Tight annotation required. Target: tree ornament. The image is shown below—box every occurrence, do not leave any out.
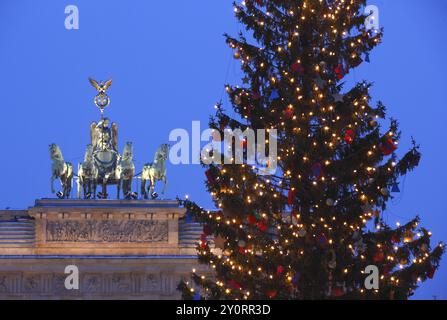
[334,63,346,80]
[284,106,294,119]
[382,264,392,276]
[233,51,241,59]
[380,138,397,155]
[266,290,277,299]
[298,228,307,238]
[200,233,207,249]
[326,198,335,207]
[257,221,268,232]
[291,61,304,74]
[391,235,400,244]
[288,190,296,205]
[373,249,385,263]
[228,280,242,290]
[247,214,257,225]
[380,187,389,196]
[344,129,355,144]
[270,89,279,100]
[332,285,345,297]
[276,265,285,276]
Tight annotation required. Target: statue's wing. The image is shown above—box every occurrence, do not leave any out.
[103,79,113,91]
[90,122,98,146]
[88,78,100,91]
[111,122,118,151]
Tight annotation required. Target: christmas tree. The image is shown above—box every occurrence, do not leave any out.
[178,0,444,300]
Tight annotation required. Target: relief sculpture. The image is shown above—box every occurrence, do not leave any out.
[46,220,168,242]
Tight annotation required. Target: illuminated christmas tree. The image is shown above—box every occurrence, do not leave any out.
[178,0,444,300]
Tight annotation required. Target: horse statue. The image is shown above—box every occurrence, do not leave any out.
[77,144,98,199]
[49,143,74,199]
[116,142,136,199]
[141,144,169,199]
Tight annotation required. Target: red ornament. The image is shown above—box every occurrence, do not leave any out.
[288,190,296,205]
[239,246,246,254]
[284,106,294,119]
[382,265,392,276]
[257,221,268,232]
[332,287,345,297]
[276,265,285,276]
[247,214,257,225]
[291,61,304,74]
[334,63,346,80]
[266,290,277,299]
[380,138,397,156]
[391,235,400,244]
[344,129,355,145]
[200,233,207,249]
[373,250,385,263]
[228,280,242,290]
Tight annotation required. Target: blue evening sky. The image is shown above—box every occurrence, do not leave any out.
[0,0,445,299]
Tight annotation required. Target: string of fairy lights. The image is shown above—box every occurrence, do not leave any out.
[180,0,444,300]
